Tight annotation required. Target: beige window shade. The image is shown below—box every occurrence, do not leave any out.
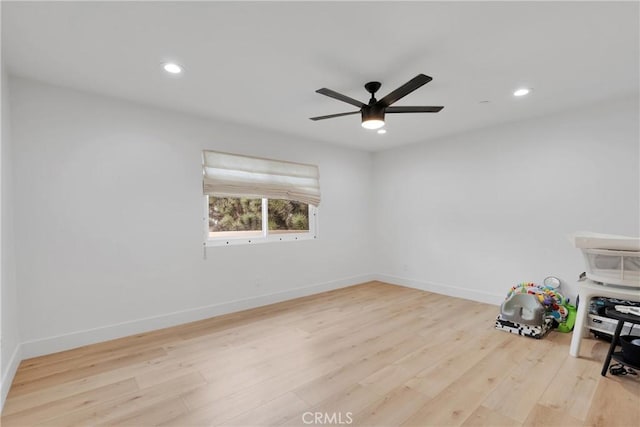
[202,150,321,206]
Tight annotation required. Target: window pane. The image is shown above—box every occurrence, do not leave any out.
[268,199,309,234]
[209,197,262,237]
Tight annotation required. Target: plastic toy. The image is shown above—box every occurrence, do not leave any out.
[557,304,577,333]
[505,282,569,322]
[500,294,545,326]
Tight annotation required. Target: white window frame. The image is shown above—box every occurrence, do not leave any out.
[204,196,318,247]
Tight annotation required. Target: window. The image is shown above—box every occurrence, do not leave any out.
[268,199,309,233]
[202,150,320,246]
[206,196,316,244]
[209,197,263,238]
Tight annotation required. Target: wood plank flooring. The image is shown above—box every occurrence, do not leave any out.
[2,281,639,426]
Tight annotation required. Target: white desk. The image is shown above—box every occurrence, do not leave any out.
[570,280,640,357]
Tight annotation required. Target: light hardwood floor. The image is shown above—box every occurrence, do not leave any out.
[2,281,639,426]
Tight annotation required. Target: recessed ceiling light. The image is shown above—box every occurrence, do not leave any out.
[163,62,183,74]
[377,129,387,134]
[513,88,530,97]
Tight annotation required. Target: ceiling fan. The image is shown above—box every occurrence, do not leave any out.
[310,74,443,130]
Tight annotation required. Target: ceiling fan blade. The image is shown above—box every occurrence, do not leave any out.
[386,106,444,113]
[309,111,360,121]
[377,74,433,107]
[316,88,366,108]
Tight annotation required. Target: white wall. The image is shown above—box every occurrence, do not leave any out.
[8,77,374,357]
[1,66,21,408]
[373,96,640,304]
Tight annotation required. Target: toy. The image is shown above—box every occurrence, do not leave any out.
[500,293,545,326]
[497,287,555,339]
[506,282,569,321]
[557,304,577,333]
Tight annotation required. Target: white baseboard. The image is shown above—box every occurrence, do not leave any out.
[1,343,22,413]
[21,274,376,359]
[375,273,503,306]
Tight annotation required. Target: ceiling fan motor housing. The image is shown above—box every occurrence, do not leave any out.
[362,105,385,123]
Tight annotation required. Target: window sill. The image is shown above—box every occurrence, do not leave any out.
[205,233,317,247]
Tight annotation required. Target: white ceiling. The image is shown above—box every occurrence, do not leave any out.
[3,1,638,151]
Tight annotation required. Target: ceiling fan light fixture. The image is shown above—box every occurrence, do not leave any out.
[362,119,385,130]
[513,88,530,97]
[361,107,385,130]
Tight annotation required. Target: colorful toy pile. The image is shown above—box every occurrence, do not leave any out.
[506,282,569,323]
[496,282,577,338]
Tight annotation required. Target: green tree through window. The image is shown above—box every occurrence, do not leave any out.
[209,197,262,232]
[209,197,309,235]
[268,199,309,232]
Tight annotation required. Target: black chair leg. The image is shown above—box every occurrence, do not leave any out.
[602,319,625,376]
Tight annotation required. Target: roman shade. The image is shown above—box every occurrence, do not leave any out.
[202,150,321,206]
